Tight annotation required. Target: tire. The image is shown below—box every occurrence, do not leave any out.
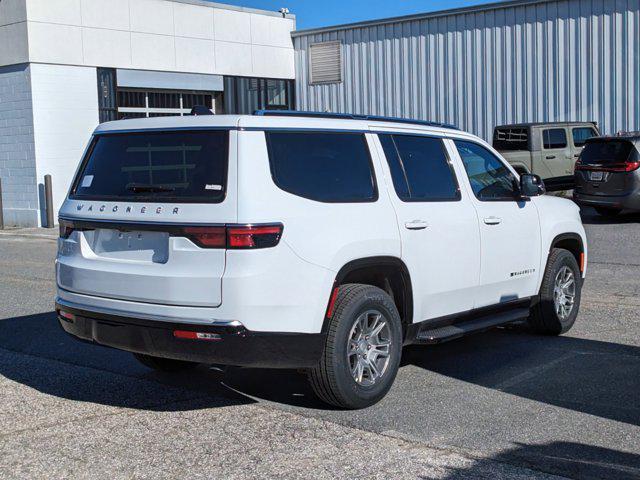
[133,353,199,372]
[595,206,622,217]
[308,284,403,409]
[529,248,582,335]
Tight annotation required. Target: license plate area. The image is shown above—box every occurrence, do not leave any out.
[590,171,604,182]
[85,229,169,263]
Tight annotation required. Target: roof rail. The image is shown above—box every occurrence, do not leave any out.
[253,110,458,130]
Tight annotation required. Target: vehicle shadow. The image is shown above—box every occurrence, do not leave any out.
[580,206,640,225]
[402,327,640,427]
[0,311,255,411]
[439,441,640,480]
[220,325,640,425]
[3,312,638,423]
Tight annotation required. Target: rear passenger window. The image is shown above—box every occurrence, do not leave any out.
[543,129,568,149]
[266,131,377,203]
[379,134,460,201]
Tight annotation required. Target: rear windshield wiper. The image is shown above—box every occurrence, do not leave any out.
[126,183,176,194]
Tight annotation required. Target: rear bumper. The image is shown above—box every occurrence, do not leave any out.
[56,302,325,369]
[573,191,640,210]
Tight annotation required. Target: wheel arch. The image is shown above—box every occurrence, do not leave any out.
[550,233,585,273]
[322,256,414,334]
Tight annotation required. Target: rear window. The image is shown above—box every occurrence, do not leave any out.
[580,140,635,165]
[71,130,229,203]
[493,128,529,151]
[266,131,377,203]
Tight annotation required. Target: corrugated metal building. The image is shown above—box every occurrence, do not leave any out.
[292,0,640,141]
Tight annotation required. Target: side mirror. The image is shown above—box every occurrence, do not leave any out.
[519,173,546,198]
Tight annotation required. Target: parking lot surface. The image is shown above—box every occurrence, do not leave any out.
[0,208,639,479]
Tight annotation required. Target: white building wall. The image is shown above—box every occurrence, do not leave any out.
[14,0,295,79]
[30,64,98,225]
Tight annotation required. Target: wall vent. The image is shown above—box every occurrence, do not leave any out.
[309,41,342,85]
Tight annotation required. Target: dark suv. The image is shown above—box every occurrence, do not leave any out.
[574,134,640,217]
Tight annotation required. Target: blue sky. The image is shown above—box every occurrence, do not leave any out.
[212,0,493,30]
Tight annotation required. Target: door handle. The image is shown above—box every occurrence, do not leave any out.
[483,216,502,225]
[405,220,429,230]
[546,155,556,160]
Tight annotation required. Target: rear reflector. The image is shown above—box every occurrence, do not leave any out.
[326,286,340,318]
[173,330,221,341]
[58,310,76,322]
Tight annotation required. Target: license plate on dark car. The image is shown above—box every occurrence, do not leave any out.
[590,171,604,181]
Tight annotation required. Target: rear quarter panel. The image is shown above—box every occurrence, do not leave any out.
[233,130,402,333]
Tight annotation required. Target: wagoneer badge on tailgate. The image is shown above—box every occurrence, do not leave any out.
[75,204,180,215]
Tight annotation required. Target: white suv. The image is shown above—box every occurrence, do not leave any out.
[56,111,587,409]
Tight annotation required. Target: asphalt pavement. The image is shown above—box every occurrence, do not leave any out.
[0,208,638,479]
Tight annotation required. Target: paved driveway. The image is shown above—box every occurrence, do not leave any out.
[0,208,638,479]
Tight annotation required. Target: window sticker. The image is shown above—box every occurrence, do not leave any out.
[205,184,223,191]
[81,175,94,188]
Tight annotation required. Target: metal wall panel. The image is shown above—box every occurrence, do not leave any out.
[293,0,640,140]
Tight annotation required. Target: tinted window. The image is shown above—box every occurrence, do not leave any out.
[580,140,635,165]
[71,130,228,203]
[572,127,598,147]
[379,134,460,201]
[543,128,568,149]
[266,132,377,202]
[455,140,518,201]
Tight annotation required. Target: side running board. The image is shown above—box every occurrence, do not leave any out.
[414,307,530,345]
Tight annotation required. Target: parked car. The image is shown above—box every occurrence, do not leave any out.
[56,111,587,409]
[493,122,599,180]
[573,133,640,217]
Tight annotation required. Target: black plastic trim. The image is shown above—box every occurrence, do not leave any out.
[404,297,536,345]
[322,256,414,334]
[56,303,325,369]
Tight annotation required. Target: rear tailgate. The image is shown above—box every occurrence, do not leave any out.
[575,138,638,196]
[57,129,237,307]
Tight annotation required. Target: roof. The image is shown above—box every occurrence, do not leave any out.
[167,0,295,19]
[587,134,640,144]
[94,113,467,137]
[495,121,598,129]
[292,0,552,37]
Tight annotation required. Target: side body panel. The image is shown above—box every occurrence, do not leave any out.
[370,133,481,322]
[447,137,543,308]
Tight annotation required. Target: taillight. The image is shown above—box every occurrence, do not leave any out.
[227,225,283,249]
[575,161,640,172]
[182,226,226,248]
[57,219,283,249]
[180,224,283,249]
[59,219,75,239]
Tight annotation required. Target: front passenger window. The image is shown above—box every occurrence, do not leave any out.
[454,140,518,201]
